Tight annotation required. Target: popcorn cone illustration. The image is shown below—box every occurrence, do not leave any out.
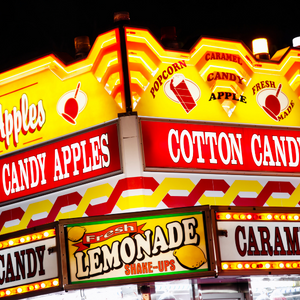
[169,74,197,113]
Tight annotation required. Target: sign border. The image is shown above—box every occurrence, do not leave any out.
[59,206,216,291]
[0,119,123,206]
[139,117,300,177]
[211,206,300,276]
[0,222,63,300]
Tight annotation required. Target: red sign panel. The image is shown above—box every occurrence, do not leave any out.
[0,122,121,203]
[141,119,300,174]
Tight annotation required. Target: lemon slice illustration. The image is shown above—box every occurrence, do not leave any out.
[173,245,207,270]
[68,226,86,242]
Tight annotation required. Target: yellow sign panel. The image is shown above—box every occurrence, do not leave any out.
[126,27,300,127]
[0,29,125,156]
[64,209,211,287]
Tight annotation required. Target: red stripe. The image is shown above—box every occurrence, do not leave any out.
[163,179,230,208]
[233,181,295,206]
[0,82,38,98]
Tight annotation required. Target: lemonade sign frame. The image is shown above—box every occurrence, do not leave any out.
[59,206,215,290]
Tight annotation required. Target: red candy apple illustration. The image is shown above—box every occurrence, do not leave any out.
[57,82,88,125]
[256,83,288,121]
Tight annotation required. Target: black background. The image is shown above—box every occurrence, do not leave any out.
[0,0,298,72]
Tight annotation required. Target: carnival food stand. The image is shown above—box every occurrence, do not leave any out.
[1,18,300,300]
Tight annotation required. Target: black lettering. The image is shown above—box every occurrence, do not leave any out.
[209,93,217,101]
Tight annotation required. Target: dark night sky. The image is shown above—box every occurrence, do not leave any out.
[0,0,299,72]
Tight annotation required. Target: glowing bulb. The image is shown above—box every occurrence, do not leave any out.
[265,263,270,269]
[279,263,284,268]
[293,37,300,47]
[245,264,250,269]
[247,215,252,220]
[44,232,49,237]
[20,237,25,243]
[41,283,46,288]
[8,240,14,246]
[252,38,269,55]
[223,264,229,269]
[294,215,299,220]
[267,214,272,220]
[237,263,243,269]
[6,290,11,295]
[240,214,246,220]
[53,280,59,286]
[17,288,23,293]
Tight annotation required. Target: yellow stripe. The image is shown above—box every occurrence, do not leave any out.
[56,183,114,220]
[0,200,53,235]
[199,180,263,206]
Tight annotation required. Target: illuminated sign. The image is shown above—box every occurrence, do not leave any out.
[0,122,121,203]
[212,207,300,275]
[0,29,125,156]
[141,119,300,175]
[126,27,300,126]
[60,207,215,289]
[0,223,61,298]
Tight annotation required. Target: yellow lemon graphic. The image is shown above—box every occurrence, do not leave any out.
[67,226,86,242]
[173,245,207,270]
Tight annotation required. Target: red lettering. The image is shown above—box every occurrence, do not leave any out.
[284,227,300,255]
[169,259,175,271]
[172,63,180,72]
[247,227,260,255]
[124,264,130,275]
[137,263,142,274]
[130,263,136,275]
[148,262,153,273]
[274,227,286,255]
[164,260,170,271]
[150,87,155,99]
[258,227,273,255]
[235,226,246,256]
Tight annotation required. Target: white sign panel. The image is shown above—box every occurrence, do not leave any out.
[0,237,58,289]
[217,221,300,261]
